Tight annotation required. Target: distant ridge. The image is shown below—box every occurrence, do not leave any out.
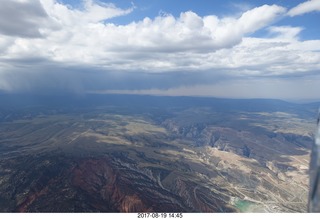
[0,93,319,116]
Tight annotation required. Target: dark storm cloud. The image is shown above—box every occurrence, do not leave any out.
[0,59,230,94]
[2,54,318,96]
[1,50,319,101]
[0,0,49,38]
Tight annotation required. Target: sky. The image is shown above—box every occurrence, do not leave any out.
[0,0,320,101]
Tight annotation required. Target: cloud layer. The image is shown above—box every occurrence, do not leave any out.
[0,0,320,100]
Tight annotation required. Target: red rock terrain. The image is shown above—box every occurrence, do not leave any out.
[71,158,153,212]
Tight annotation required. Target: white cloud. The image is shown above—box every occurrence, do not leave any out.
[40,0,133,25]
[288,0,320,16]
[1,2,286,66]
[237,4,286,33]
[268,26,303,40]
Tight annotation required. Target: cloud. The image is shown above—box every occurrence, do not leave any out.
[268,26,303,40]
[237,4,286,33]
[2,31,320,98]
[0,0,50,38]
[288,0,320,16]
[200,5,286,49]
[1,2,286,66]
[0,0,319,100]
[41,0,133,25]
[222,36,320,77]
[0,61,230,94]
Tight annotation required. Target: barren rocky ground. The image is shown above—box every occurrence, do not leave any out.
[0,94,318,212]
